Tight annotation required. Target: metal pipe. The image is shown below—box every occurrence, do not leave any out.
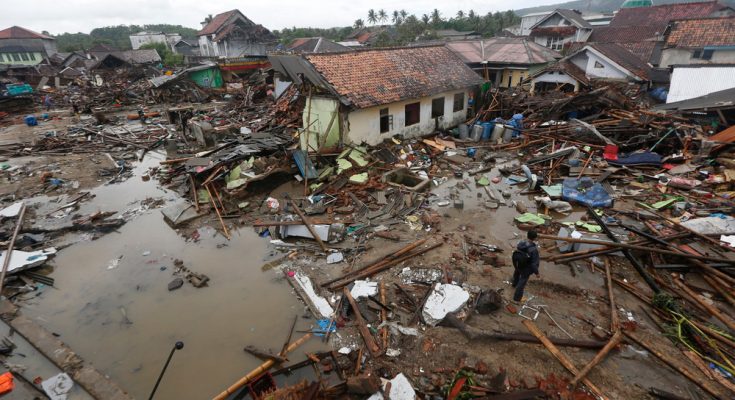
[148,341,184,400]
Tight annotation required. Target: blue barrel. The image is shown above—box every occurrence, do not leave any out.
[481,122,493,141]
[24,115,37,126]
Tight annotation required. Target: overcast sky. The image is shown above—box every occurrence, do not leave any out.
[1,0,559,35]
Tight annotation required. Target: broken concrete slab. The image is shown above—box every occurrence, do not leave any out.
[161,203,202,228]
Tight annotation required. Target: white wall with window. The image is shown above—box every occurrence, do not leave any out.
[345,89,471,145]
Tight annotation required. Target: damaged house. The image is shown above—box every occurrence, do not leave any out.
[269,45,483,148]
[529,9,593,51]
[197,9,277,58]
[0,26,57,65]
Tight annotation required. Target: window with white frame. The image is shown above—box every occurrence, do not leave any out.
[545,37,563,51]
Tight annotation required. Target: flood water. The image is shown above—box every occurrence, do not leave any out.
[21,152,324,399]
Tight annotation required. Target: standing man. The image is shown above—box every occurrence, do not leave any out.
[43,94,53,112]
[511,230,540,303]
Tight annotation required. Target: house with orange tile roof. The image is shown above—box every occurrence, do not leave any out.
[269,46,483,148]
[197,10,276,58]
[660,16,735,68]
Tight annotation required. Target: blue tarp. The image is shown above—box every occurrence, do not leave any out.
[607,151,662,167]
[562,178,613,208]
[293,150,318,179]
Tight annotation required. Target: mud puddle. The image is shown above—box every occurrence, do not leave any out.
[20,152,325,399]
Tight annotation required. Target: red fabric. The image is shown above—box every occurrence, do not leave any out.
[603,144,619,161]
[0,372,14,394]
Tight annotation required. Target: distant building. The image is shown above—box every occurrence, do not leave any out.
[344,26,397,46]
[435,30,481,41]
[197,9,277,58]
[287,37,348,54]
[529,9,593,51]
[608,1,734,32]
[518,12,550,37]
[88,49,162,69]
[0,26,57,65]
[660,16,735,67]
[445,38,561,87]
[129,31,182,50]
[269,46,483,148]
[173,39,199,56]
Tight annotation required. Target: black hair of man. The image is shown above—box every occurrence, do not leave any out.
[527,230,538,241]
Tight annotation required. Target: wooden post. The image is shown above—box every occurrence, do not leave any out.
[380,281,388,349]
[205,183,230,240]
[570,330,623,387]
[343,288,381,357]
[289,199,328,252]
[212,333,312,400]
[522,320,608,400]
[0,203,26,294]
[604,258,619,332]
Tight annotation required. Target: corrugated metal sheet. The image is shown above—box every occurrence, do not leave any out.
[668,66,735,103]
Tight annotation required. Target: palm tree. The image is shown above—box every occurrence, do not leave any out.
[456,10,465,20]
[430,9,442,26]
[392,10,401,24]
[421,14,430,26]
[354,19,365,29]
[378,9,388,24]
[400,9,408,19]
[367,9,377,25]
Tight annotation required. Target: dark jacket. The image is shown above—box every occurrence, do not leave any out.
[517,240,540,274]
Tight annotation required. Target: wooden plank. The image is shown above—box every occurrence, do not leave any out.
[521,320,608,400]
[343,288,381,357]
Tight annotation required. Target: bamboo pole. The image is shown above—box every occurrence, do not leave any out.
[188,174,200,212]
[604,258,619,333]
[205,183,230,240]
[539,234,735,265]
[570,330,623,387]
[675,279,735,333]
[380,281,388,349]
[623,331,723,399]
[521,320,608,400]
[548,232,690,262]
[0,203,26,294]
[327,242,443,290]
[321,239,428,287]
[343,288,381,357]
[212,333,313,400]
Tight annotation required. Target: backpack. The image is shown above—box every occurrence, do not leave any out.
[512,249,531,270]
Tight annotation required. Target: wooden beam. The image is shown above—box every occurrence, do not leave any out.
[570,330,623,387]
[343,288,381,358]
[522,320,608,400]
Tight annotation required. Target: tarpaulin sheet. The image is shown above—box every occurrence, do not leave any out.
[607,151,662,167]
[562,177,613,208]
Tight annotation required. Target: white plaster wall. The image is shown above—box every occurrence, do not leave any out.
[520,14,549,36]
[660,48,735,68]
[345,89,470,146]
[130,33,167,50]
[533,71,578,84]
[668,66,735,103]
[569,50,628,79]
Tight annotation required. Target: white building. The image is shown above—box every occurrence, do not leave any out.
[667,65,735,103]
[269,46,483,149]
[129,31,181,50]
[529,9,593,51]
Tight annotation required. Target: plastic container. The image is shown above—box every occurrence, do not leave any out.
[24,115,37,127]
[491,123,504,142]
[470,124,483,141]
[480,122,494,141]
[458,124,469,140]
[502,124,514,143]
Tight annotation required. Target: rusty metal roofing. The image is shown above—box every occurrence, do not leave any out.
[0,26,54,40]
[666,16,735,48]
[609,1,733,30]
[300,46,483,109]
[445,38,560,65]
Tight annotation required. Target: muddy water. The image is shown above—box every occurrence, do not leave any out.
[22,153,324,399]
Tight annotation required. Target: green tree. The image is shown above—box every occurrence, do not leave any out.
[430,9,442,26]
[378,9,388,24]
[140,42,182,66]
[421,14,430,25]
[367,9,377,25]
[392,10,401,25]
[456,10,465,20]
[354,19,365,29]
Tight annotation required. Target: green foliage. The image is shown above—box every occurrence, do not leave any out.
[54,24,198,52]
[140,42,183,66]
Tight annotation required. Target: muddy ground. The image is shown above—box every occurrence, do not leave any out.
[0,106,723,399]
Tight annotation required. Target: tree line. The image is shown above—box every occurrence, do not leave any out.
[54,24,199,52]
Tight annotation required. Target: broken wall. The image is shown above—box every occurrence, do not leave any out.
[301,96,341,152]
